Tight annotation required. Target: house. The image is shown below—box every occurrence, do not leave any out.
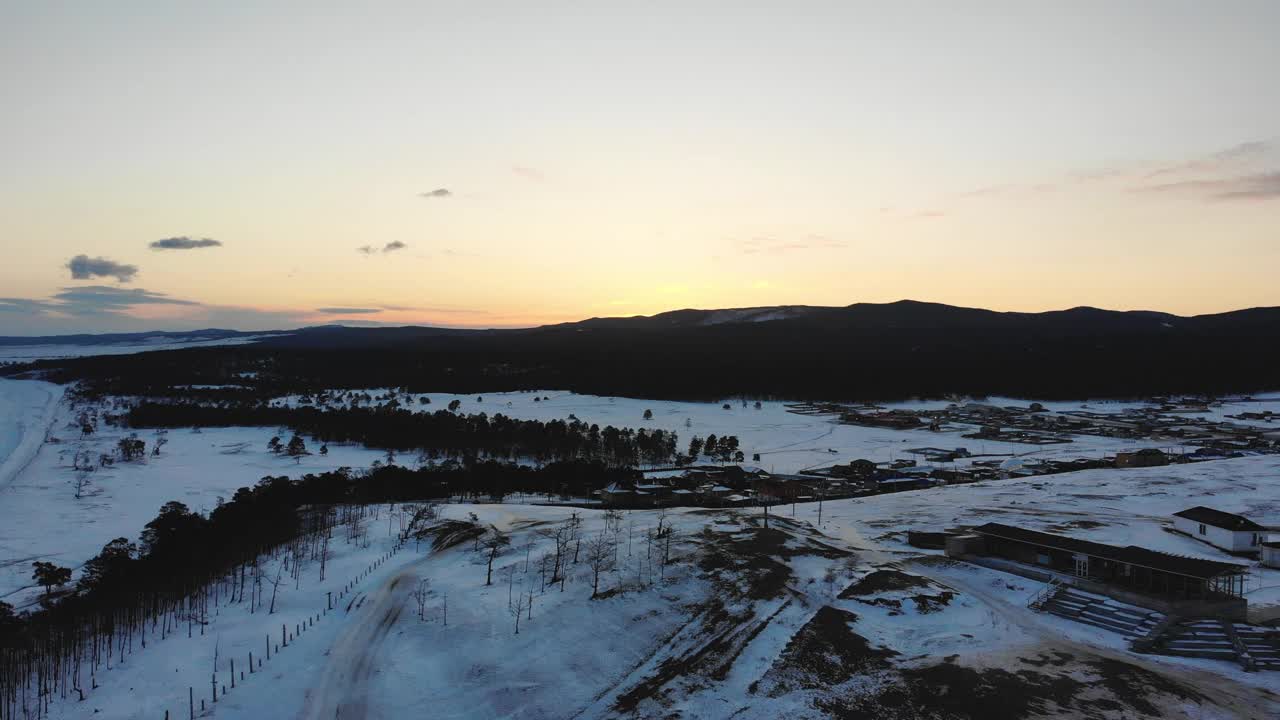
[1114,448,1169,468]
[952,522,1250,618]
[876,477,933,493]
[1172,507,1266,553]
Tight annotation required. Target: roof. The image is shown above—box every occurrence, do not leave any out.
[1173,506,1266,531]
[972,522,1248,580]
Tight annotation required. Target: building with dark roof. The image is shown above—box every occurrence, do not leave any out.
[953,522,1249,618]
[1172,506,1268,554]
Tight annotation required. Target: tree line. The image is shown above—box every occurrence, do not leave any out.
[126,402,686,468]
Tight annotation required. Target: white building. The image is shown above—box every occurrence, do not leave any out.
[1172,506,1266,553]
[1262,542,1280,569]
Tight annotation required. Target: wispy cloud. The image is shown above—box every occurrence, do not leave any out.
[908,210,947,220]
[317,307,382,315]
[956,184,1012,199]
[952,140,1273,204]
[378,303,490,315]
[419,188,452,198]
[67,255,138,283]
[0,298,59,314]
[150,237,222,250]
[51,286,199,315]
[1144,141,1269,179]
[512,166,544,181]
[733,234,846,255]
[1136,171,1280,202]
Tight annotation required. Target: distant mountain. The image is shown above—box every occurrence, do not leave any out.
[0,328,291,347]
[11,300,1280,401]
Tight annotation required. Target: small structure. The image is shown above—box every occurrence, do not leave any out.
[1172,506,1266,553]
[1262,542,1280,569]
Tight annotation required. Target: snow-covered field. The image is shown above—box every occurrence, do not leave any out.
[0,379,385,605]
[42,491,1280,720]
[5,378,1280,718]
[276,389,1185,473]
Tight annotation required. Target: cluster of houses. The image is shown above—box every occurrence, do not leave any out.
[594,463,936,508]
[829,398,1280,456]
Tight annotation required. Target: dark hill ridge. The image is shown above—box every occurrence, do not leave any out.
[8,300,1280,401]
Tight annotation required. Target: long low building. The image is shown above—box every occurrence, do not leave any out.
[950,522,1250,618]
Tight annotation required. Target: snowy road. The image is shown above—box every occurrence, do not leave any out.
[0,379,63,492]
[299,560,425,720]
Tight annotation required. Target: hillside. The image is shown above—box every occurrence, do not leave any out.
[10,300,1280,401]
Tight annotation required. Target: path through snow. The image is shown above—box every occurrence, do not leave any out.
[299,558,426,720]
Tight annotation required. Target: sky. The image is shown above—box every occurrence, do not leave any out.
[2,1,1278,335]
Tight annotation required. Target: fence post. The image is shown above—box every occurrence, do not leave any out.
[189,687,194,720]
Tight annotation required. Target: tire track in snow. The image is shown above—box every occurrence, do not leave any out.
[299,562,422,720]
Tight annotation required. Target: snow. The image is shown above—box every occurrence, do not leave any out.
[5,380,1280,718]
[0,386,386,605]
[43,510,408,720]
[0,335,277,363]
[0,378,64,491]
[791,454,1280,610]
[274,389,1184,474]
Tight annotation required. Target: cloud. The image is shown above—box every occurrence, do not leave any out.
[394,305,489,315]
[512,166,544,181]
[150,237,222,250]
[1145,141,1270,179]
[957,184,1011,199]
[908,210,947,220]
[1136,171,1280,202]
[317,307,382,315]
[51,286,199,315]
[66,255,138,283]
[0,298,58,314]
[419,188,452,198]
[733,235,846,255]
[357,242,409,255]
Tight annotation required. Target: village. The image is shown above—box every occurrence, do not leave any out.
[591,395,1280,510]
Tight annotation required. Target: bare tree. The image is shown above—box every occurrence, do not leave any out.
[267,559,288,614]
[410,579,430,621]
[660,527,678,580]
[482,528,511,585]
[74,470,90,499]
[585,532,616,598]
[510,588,527,635]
